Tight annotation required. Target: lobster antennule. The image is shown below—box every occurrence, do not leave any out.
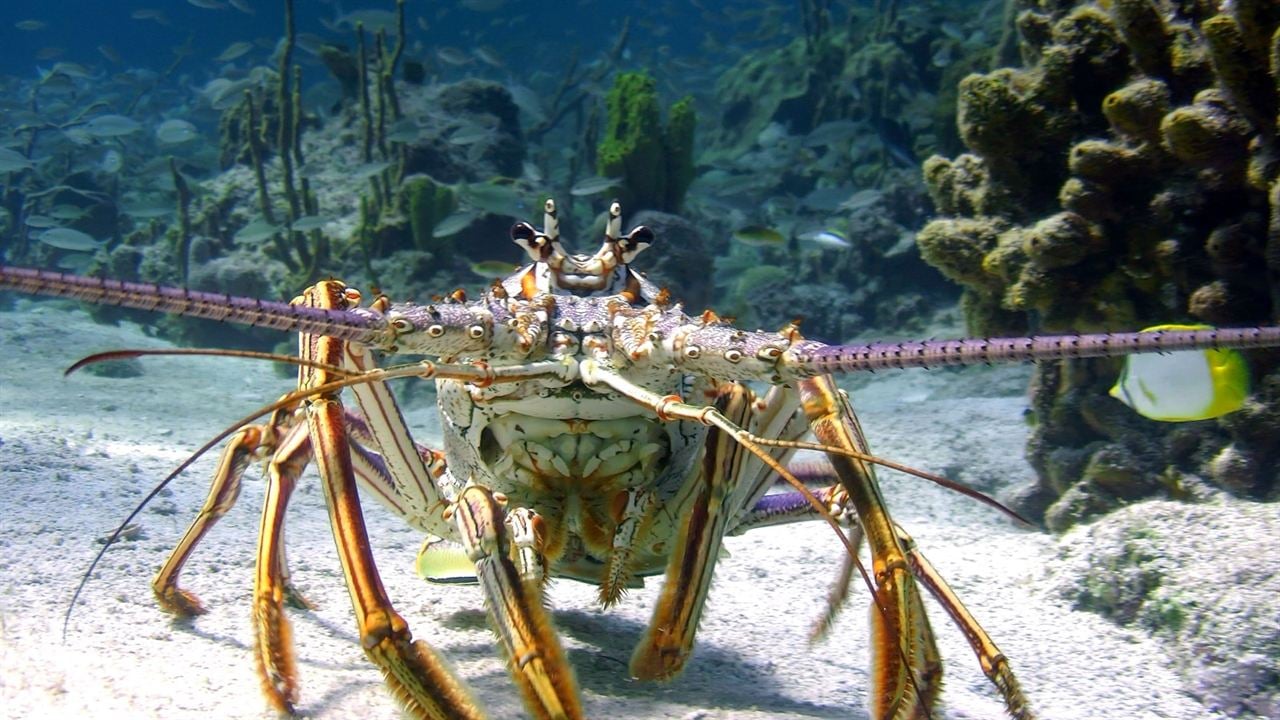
[0,265,390,346]
[783,326,1280,376]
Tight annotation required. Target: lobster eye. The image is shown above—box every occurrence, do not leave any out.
[757,346,782,361]
[627,225,654,249]
[510,222,537,244]
[619,225,655,262]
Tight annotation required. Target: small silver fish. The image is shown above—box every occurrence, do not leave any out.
[131,8,169,24]
[432,210,479,237]
[98,44,123,64]
[460,0,505,12]
[47,61,95,80]
[839,188,884,212]
[797,229,852,250]
[100,149,123,174]
[448,124,495,146]
[351,161,392,179]
[931,45,954,68]
[48,204,88,221]
[37,227,104,251]
[83,114,141,138]
[155,119,198,144]
[385,118,422,143]
[473,46,504,67]
[24,215,59,228]
[459,183,523,216]
[214,41,253,63]
[436,47,473,66]
[521,161,544,184]
[569,176,621,197]
[290,215,333,232]
[48,205,88,220]
[0,148,36,173]
[330,9,398,32]
[507,84,547,123]
[56,253,93,273]
[234,218,281,243]
[120,201,174,219]
[802,185,855,211]
[803,120,860,148]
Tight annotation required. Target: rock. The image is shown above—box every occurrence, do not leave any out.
[1049,500,1280,716]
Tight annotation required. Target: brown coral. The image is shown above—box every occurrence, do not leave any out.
[919,0,1280,525]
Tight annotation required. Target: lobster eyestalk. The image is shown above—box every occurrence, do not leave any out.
[780,326,1280,378]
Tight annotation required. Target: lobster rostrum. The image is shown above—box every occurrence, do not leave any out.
[4,199,1280,720]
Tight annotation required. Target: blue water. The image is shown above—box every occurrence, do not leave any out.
[0,0,769,79]
[0,0,984,345]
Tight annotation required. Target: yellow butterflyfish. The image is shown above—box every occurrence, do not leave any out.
[1109,324,1250,422]
[415,536,477,584]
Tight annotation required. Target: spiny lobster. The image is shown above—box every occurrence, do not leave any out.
[3,199,1279,720]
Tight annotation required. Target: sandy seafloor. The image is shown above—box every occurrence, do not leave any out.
[0,297,1233,720]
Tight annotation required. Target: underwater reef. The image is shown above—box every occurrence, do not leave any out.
[694,1,1006,342]
[596,70,696,214]
[1,1,1278,715]
[917,0,1280,528]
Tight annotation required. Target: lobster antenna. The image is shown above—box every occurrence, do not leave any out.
[0,266,388,346]
[746,437,1029,524]
[62,345,364,638]
[61,352,571,637]
[788,326,1280,375]
[64,347,353,377]
[62,388,311,641]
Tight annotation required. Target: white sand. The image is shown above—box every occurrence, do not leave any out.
[0,299,1228,719]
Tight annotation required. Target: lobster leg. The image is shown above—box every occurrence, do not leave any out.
[153,404,443,611]
[796,375,942,719]
[729,480,865,642]
[251,410,312,712]
[628,384,756,680]
[339,325,455,538]
[896,524,1032,720]
[575,368,810,681]
[298,281,483,720]
[305,391,482,719]
[452,486,583,720]
[505,506,549,595]
[597,486,657,606]
[149,392,450,712]
[796,374,1035,719]
[151,416,287,617]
